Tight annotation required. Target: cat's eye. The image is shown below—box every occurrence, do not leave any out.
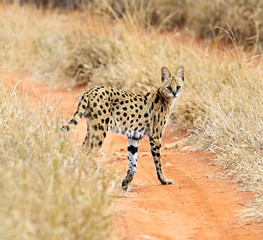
[167,86,172,91]
[177,86,181,91]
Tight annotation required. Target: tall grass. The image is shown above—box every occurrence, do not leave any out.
[0,76,115,239]
[4,0,263,50]
[1,3,263,221]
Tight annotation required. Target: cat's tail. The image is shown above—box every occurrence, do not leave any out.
[61,94,88,132]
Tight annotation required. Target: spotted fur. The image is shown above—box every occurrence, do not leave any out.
[62,66,184,190]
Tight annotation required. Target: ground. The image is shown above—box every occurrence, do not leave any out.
[8,76,263,240]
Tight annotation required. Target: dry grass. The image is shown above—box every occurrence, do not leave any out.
[1,3,263,222]
[0,76,116,239]
[6,0,263,50]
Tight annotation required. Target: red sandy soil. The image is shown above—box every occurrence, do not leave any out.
[5,76,263,240]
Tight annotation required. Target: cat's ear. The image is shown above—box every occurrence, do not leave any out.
[176,65,184,81]
[161,66,171,82]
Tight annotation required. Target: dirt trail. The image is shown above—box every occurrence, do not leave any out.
[7,76,263,240]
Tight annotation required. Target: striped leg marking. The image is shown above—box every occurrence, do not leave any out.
[149,137,172,185]
[122,138,139,190]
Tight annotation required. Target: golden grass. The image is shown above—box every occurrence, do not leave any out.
[0,76,116,239]
[1,3,263,222]
[6,0,263,50]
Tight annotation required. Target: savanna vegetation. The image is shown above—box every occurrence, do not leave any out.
[4,0,263,50]
[0,77,116,240]
[1,1,263,239]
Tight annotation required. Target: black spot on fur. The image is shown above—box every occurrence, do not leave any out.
[128,145,138,155]
[155,94,160,104]
[151,150,156,157]
[70,119,78,125]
